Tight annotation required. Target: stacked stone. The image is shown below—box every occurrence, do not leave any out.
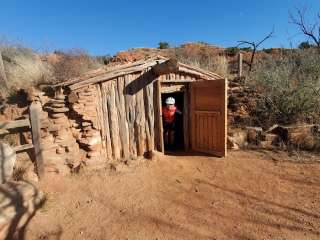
[43,94,81,174]
[69,85,104,167]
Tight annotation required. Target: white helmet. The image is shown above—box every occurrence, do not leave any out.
[166,97,175,105]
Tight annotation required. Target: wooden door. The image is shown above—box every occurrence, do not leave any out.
[190,79,227,157]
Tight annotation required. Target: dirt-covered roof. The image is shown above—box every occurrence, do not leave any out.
[54,56,223,90]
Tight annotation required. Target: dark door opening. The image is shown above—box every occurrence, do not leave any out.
[161,91,184,151]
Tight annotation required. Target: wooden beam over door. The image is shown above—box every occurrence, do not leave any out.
[152,59,179,76]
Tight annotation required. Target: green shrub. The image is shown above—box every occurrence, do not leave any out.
[225,47,239,56]
[298,41,313,49]
[240,47,252,52]
[247,49,320,126]
[262,48,273,54]
[158,42,170,49]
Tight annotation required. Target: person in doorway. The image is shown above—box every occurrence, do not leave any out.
[162,97,182,150]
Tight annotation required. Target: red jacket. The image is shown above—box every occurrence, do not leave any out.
[162,106,177,124]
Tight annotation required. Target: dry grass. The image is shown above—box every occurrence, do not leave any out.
[0,45,51,93]
[51,49,101,83]
[170,46,230,77]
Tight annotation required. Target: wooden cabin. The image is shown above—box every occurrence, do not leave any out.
[52,56,227,163]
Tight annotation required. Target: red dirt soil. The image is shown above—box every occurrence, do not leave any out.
[25,150,320,240]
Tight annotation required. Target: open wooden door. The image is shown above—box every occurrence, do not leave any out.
[190,79,227,157]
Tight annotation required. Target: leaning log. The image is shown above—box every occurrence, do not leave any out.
[152,59,179,76]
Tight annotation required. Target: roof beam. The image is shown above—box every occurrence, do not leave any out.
[152,59,179,76]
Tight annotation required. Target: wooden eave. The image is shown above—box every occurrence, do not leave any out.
[54,56,223,91]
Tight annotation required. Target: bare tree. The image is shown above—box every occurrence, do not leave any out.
[237,28,274,71]
[289,6,320,48]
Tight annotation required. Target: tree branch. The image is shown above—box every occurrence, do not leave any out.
[289,6,320,47]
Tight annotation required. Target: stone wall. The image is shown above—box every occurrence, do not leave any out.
[68,85,105,168]
[28,89,81,176]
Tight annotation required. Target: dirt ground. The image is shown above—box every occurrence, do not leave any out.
[23,150,320,240]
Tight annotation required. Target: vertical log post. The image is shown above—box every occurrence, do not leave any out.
[155,79,164,152]
[238,52,243,78]
[29,101,44,178]
[183,88,189,150]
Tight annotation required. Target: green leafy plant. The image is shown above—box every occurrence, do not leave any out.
[158,42,170,49]
[247,48,320,126]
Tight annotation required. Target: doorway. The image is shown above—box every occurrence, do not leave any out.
[156,79,227,157]
[161,91,185,151]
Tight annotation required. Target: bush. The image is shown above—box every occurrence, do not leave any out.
[225,47,239,56]
[158,42,170,49]
[0,44,52,96]
[247,49,320,126]
[95,55,112,65]
[172,47,229,77]
[298,41,313,49]
[51,49,101,83]
[262,48,273,54]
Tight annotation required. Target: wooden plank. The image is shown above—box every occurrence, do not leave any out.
[195,110,221,115]
[155,79,164,152]
[183,89,189,150]
[190,79,227,157]
[29,102,44,178]
[69,59,165,91]
[160,84,185,93]
[134,72,147,156]
[107,81,121,159]
[95,84,106,152]
[0,119,30,130]
[124,74,137,157]
[190,83,195,150]
[100,82,113,159]
[116,76,130,158]
[143,77,154,152]
[160,79,196,83]
[224,78,228,156]
[13,143,34,152]
[55,56,167,87]
[238,53,243,78]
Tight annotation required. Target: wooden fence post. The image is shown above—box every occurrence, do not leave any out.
[238,52,243,78]
[29,101,44,178]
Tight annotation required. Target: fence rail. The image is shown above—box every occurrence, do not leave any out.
[0,102,44,178]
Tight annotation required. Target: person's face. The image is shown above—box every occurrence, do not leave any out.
[166,104,175,110]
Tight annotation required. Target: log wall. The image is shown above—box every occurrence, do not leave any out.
[67,70,206,162]
[69,71,162,160]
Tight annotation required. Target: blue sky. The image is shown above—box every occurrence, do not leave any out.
[0,0,319,55]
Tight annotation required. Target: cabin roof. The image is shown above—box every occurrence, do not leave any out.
[54,55,223,90]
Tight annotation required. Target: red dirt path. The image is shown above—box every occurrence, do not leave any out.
[25,150,320,240]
